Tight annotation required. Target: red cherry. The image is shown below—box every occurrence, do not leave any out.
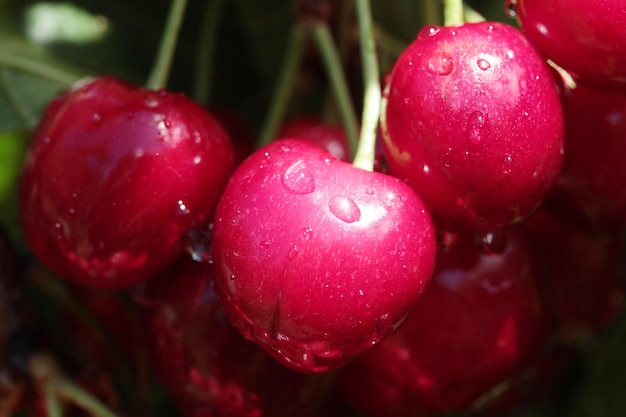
[545,85,626,234]
[381,22,563,232]
[338,228,551,416]
[513,0,626,92]
[140,258,329,417]
[277,115,351,162]
[212,139,436,373]
[19,77,235,289]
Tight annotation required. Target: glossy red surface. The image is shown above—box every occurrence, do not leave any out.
[140,258,328,417]
[212,139,437,373]
[514,0,626,91]
[19,77,235,289]
[546,85,626,234]
[338,228,550,416]
[381,22,563,232]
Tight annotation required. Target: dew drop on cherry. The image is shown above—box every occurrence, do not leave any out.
[428,52,454,76]
[282,160,315,194]
[479,229,508,255]
[328,195,361,223]
[417,25,441,40]
[504,0,517,18]
[465,111,490,145]
[477,59,491,70]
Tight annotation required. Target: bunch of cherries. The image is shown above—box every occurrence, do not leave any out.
[6,0,626,415]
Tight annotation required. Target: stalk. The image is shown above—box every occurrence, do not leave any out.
[351,0,380,172]
[145,0,188,90]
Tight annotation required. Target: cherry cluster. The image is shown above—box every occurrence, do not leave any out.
[6,0,626,415]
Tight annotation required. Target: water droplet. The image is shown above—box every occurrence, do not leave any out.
[301,227,313,242]
[465,111,490,145]
[504,0,517,18]
[428,52,454,76]
[288,244,300,260]
[259,241,270,250]
[282,160,315,194]
[52,221,63,238]
[229,274,237,282]
[506,50,515,59]
[479,229,508,255]
[157,89,169,98]
[175,199,190,216]
[365,188,374,195]
[193,155,202,164]
[417,25,440,39]
[145,97,159,108]
[86,111,102,129]
[372,312,394,345]
[502,154,513,175]
[184,223,213,263]
[477,59,491,70]
[193,131,202,144]
[329,195,361,223]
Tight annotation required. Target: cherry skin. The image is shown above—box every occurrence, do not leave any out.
[19,77,235,289]
[277,115,351,162]
[138,258,329,417]
[513,0,626,92]
[337,228,551,416]
[545,85,626,234]
[211,139,437,373]
[381,22,563,233]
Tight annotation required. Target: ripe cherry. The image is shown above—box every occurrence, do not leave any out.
[19,77,235,289]
[512,0,626,92]
[381,21,563,233]
[337,228,551,416]
[545,85,626,234]
[212,139,436,373]
[139,257,329,417]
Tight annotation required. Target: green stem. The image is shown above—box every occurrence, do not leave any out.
[192,0,225,106]
[145,0,188,90]
[310,22,359,158]
[463,3,486,23]
[257,25,307,148]
[443,0,465,26]
[352,0,380,172]
[58,379,118,417]
[45,391,64,417]
[0,50,78,86]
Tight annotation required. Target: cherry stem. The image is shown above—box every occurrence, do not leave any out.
[443,0,465,26]
[145,0,188,90]
[257,25,307,148]
[192,0,225,107]
[352,0,380,172]
[310,22,359,158]
[30,353,118,417]
[463,3,486,22]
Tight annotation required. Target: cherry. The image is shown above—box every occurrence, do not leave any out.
[524,209,625,346]
[19,77,235,289]
[381,21,563,233]
[512,0,626,92]
[277,115,351,162]
[337,228,551,416]
[139,257,329,417]
[545,85,626,234]
[211,138,436,373]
